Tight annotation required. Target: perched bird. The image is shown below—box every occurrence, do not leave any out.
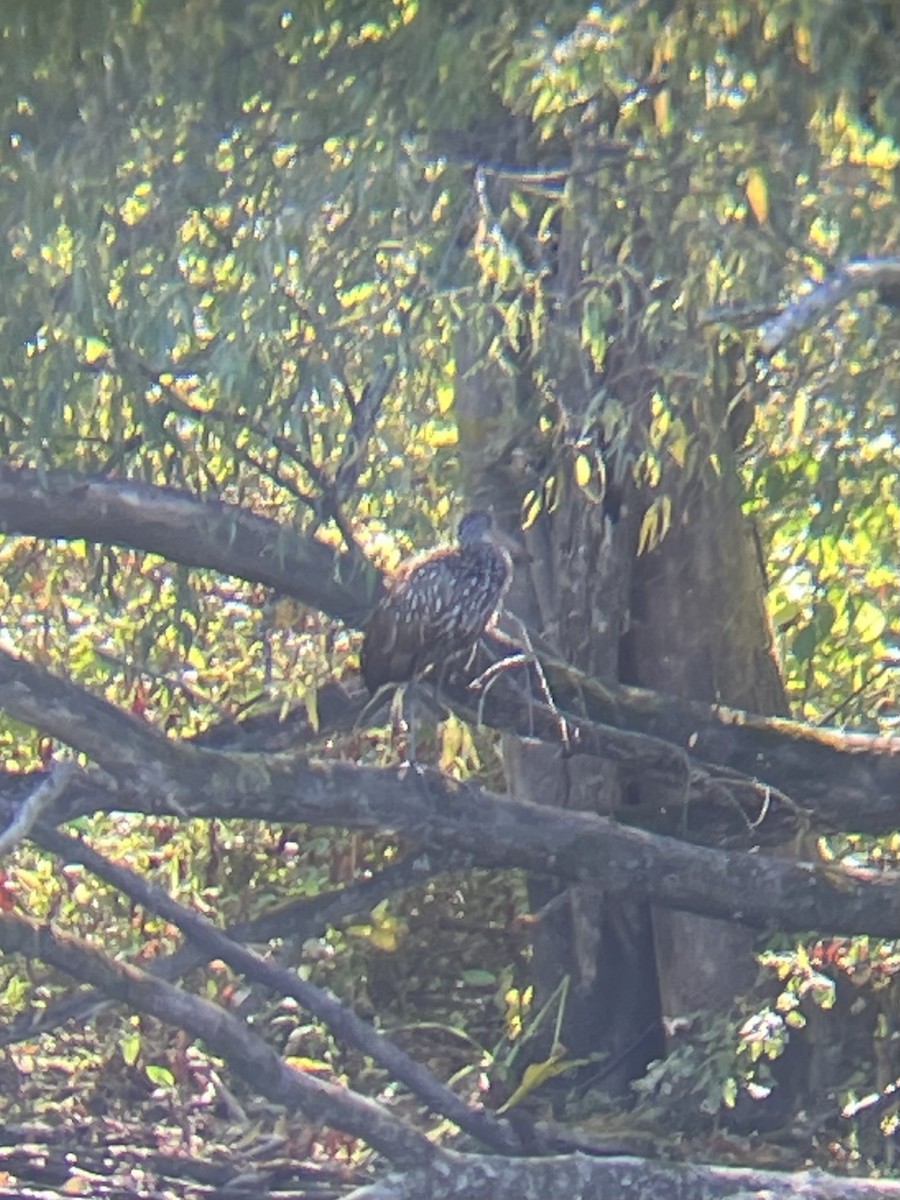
[361,510,513,695]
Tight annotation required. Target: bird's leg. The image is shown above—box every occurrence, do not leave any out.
[430,658,452,714]
[386,681,420,766]
[403,680,421,766]
[430,643,477,714]
[400,680,449,769]
[388,683,411,761]
[357,682,396,730]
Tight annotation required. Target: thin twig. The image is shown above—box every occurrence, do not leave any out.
[474,613,570,751]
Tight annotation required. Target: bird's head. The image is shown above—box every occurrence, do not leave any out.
[457,510,494,543]
[457,509,524,562]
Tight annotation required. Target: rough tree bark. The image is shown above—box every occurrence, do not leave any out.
[453,138,666,1090]
[627,401,789,1028]
[451,115,797,1107]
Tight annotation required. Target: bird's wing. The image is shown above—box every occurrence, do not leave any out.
[391,555,467,633]
[361,556,459,690]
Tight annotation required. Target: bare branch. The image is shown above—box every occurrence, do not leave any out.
[758,257,900,355]
[0,648,897,938]
[0,460,895,838]
[356,1147,900,1200]
[7,891,899,1196]
[458,643,900,838]
[0,463,378,628]
[0,910,436,1167]
[9,754,900,939]
[0,847,471,1046]
[34,826,522,1154]
[1,629,898,853]
[196,670,900,841]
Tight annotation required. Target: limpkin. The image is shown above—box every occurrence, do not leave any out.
[361,510,513,701]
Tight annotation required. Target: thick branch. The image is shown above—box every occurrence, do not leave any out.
[458,644,900,836]
[6,752,897,938]
[758,256,900,355]
[0,911,435,1167]
[0,646,191,781]
[0,647,898,937]
[0,848,471,1046]
[0,462,896,835]
[0,463,377,627]
[354,1149,900,1200]
[7,890,896,1198]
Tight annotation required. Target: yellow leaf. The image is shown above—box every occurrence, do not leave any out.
[83,336,110,365]
[496,1050,579,1113]
[436,383,455,414]
[866,138,900,171]
[338,280,377,309]
[637,496,671,555]
[439,714,464,771]
[119,1030,141,1067]
[794,24,813,66]
[574,453,591,490]
[854,599,886,643]
[369,925,400,952]
[285,1056,331,1074]
[745,168,769,225]
[272,143,296,169]
[422,420,458,448]
[521,489,542,530]
[304,687,319,734]
[62,1177,93,1195]
[790,392,808,440]
[653,88,671,134]
[345,923,372,939]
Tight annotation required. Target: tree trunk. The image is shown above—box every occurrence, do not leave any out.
[454,287,664,1091]
[624,424,788,1030]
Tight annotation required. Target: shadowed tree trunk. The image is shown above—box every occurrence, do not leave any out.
[453,112,790,1103]
[626,430,789,1027]
[453,135,668,1089]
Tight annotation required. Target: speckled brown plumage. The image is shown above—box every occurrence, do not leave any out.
[361,511,512,693]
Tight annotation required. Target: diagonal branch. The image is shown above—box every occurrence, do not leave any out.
[0,847,472,1047]
[0,462,896,833]
[458,645,900,835]
[0,647,187,778]
[6,632,898,937]
[0,910,436,1167]
[34,824,522,1155]
[1,627,899,850]
[758,256,900,355]
[0,462,378,627]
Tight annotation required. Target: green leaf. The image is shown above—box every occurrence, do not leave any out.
[145,1064,175,1088]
